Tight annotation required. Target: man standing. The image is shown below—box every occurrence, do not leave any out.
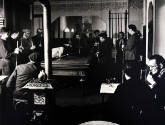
[0,27,19,76]
[32,28,44,59]
[124,24,140,63]
[0,27,19,125]
[116,32,126,64]
[89,32,112,87]
[18,29,35,64]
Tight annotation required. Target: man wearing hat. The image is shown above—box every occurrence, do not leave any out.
[6,52,46,99]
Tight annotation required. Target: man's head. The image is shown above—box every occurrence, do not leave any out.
[94,30,100,36]
[11,31,19,40]
[37,28,43,37]
[28,52,41,63]
[22,28,31,39]
[124,62,139,80]
[148,55,165,75]
[128,24,137,35]
[118,32,124,39]
[98,32,107,43]
[0,27,10,40]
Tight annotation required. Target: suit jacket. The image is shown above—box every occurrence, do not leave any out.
[112,79,148,125]
[6,62,42,99]
[0,39,14,75]
[124,33,140,61]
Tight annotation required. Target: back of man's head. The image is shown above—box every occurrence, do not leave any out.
[124,62,139,79]
[28,52,41,63]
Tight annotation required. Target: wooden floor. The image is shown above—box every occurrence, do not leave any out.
[52,77,112,125]
[1,76,116,125]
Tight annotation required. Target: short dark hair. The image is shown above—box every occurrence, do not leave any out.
[94,30,100,34]
[28,52,41,63]
[0,27,10,33]
[98,32,107,39]
[149,54,165,66]
[124,62,139,78]
[128,24,137,32]
[118,32,124,36]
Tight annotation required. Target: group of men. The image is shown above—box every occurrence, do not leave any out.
[89,24,142,84]
[0,27,46,125]
[116,24,142,64]
[88,25,165,124]
[0,27,44,77]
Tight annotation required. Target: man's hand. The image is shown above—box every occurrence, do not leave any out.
[14,48,20,54]
[146,73,156,88]
[38,70,47,81]
[30,45,36,50]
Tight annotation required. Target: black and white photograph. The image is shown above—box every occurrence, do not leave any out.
[0,0,165,125]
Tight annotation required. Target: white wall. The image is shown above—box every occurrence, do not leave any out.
[128,0,143,32]
[155,0,165,58]
[34,0,128,37]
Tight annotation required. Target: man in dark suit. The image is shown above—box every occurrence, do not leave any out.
[6,52,45,99]
[143,54,165,125]
[88,32,113,88]
[116,32,127,64]
[32,28,44,59]
[111,55,165,125]
[124,24,140,63]
[111,62,145,125]
[18,29,36,64]
[0,27,19,76]
[6,52,46,125]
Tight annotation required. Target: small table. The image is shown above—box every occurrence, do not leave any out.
[21,79,55,122]
[22,79,54,105]
[100,83,120,103]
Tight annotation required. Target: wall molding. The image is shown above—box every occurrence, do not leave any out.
[34,0,128,10]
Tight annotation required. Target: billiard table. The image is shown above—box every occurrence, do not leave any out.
[41,55,91,77]
[41,55,91,95]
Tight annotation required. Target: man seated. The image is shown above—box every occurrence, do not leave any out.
[6,52,46,100]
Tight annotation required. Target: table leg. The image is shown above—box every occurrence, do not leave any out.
[80,77,85,96]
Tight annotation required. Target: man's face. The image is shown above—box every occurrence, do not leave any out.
[119,33,124,39]
[128,28,132,35]
[37,29,43,37]
[99,37,105,43]
[1,32,9,40]
[11,32,19,39]
[24,31,31,39]
[148,59,160,75]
